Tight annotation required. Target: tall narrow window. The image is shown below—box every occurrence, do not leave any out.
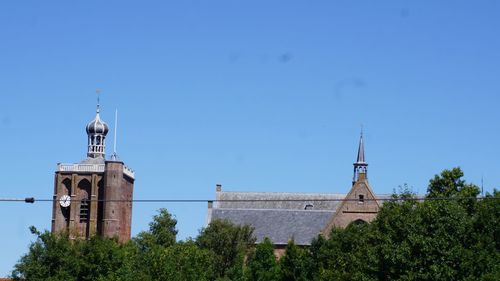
[80,199,89,222]
[358,194,364,203]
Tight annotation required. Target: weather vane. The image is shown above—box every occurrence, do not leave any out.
[96,89,101,105]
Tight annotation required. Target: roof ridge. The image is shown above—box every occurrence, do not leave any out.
[218,191,348,196]
[213,208,336,213]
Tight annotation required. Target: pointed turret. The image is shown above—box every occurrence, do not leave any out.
[323,130,379,234]
[356,133,365,164]
[353,132,368,184]
[85,101,109,159]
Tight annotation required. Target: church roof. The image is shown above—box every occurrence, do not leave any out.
[216,191,346,210]
[80,156,106,164]
[213,191,343,245]
[210,190,392,245]
[211,208,334,245]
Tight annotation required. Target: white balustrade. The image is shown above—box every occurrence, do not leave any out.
[123,166,135,179]
[57,163,135,179]
[57,163,105,173]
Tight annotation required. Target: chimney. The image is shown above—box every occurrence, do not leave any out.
[216,184,222,192]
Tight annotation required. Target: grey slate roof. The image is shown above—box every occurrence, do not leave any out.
[216,191,346,210]
[80,156,105,164]
[210,190,393,246]
[211,208,334,245]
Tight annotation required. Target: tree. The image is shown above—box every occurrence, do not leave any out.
[12,172,499,281]
[310,223,376,281]
[12,227,79,281]
[467,189,500,280]
[76,235,130,281]
[372,184,487,280]
[196,219,255,279]
[427,167,480,215]
[278,240,310,281]
[427,167,479,198]
[247,237,279,281]
[11,227,131,281]
[139,241,215,281]
[134,208,178,250]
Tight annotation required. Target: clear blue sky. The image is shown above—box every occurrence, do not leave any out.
[1,0,499,276]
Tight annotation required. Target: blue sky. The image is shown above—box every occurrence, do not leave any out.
[1,0,499,276]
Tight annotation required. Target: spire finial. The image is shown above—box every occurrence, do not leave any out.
[356,130,365,164]
[96,89,101,113]
[86,90,109,159]
[353,130,368,184]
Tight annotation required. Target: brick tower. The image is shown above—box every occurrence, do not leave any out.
[51,101,135,242]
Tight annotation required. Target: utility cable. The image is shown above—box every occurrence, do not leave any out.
[0,197,498,204]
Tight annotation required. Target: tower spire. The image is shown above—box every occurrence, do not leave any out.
[353,130,368,184]
[85,91,109,159]
[96,89,101,113]
[356,129,365,164]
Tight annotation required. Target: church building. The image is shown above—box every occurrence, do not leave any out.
[207,134,385,253]
[51,102,135,242]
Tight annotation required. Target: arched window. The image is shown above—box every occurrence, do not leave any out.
[78,179,91,222]
[61,178,72,223]
[62,178,71,195]
[351,219,367,226]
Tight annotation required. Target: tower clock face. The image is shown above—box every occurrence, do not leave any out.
[59,195,71,208]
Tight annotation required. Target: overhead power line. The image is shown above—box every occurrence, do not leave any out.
[0,197,498,204]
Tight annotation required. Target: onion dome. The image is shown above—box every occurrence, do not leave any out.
[86,105,108,158]
[86,107,109,135]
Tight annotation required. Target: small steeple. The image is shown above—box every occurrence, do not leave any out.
[85,92,109,159]
[353,130,368,184]
[356,131,365,164]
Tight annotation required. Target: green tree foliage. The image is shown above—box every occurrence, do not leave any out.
[196,219,256,280]
[310,222,376,281]
[427,167,480,198]
[76,235,133,281]
[247,237,279,281]
[11,169,499,281]
[139,241,215,281]
[427,167,480,215]
[278,240,310,281]
[11,227,131,281]
[134,208,178,250]
[307,168,498,281]
[12,227,78,281]
[373,197,474,280]
[468,189,500,280]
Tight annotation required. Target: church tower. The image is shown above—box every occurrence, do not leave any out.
[51,101,135,242]
[323,132,380,234]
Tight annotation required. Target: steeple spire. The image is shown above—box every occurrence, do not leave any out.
[85,92,109,159]
[96,89,101,113]
[353,130,368,184]
[356,129,365,164]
